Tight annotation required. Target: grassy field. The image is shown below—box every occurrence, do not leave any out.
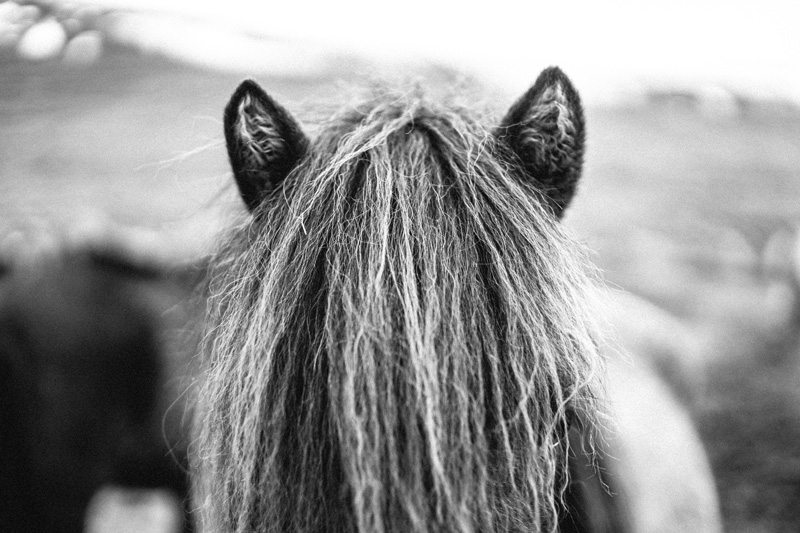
[2,47,800,531]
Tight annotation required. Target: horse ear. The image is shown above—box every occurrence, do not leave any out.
[496,67,586,218]
[224,79,309,212]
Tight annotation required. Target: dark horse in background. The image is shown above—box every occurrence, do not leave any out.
[192,67,721,532]
[0,248,196,532]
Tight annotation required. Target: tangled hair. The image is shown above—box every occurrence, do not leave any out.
[193,68,603,532]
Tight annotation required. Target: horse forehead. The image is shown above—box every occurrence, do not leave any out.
[319,97,468,136]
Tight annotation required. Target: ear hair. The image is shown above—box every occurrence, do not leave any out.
[496,67,586,218]
[224,79,309,212]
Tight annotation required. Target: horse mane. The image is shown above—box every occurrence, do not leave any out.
[193,85,604,532]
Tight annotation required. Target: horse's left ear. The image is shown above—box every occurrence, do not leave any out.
[496,67,585,218]
[224,79,309,212]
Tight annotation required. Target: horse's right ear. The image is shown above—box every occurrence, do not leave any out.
[496,67,585,218]
[224,79,309,212]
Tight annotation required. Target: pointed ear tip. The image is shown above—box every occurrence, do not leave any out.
[226,79,268,126]
[542,65,564,76]
[229,78,267,103]
[534,66,583,107]
[539,66,574,87]
[238,78,261,90]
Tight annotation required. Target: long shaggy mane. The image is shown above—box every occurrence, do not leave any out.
[193,87,603,533]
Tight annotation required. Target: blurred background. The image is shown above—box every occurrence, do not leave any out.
[1,1,799,531]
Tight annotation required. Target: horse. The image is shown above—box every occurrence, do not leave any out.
[0,245,196,532]
[187,66,722,532]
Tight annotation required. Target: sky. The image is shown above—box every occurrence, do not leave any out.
[86,0,799,104]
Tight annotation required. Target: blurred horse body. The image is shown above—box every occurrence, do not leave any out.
[0,247,195,532]
[191,69,722,532]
